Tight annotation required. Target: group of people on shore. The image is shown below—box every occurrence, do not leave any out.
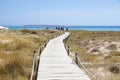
[46,27,68,31]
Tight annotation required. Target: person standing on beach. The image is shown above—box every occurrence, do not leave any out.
[66,28,68,31]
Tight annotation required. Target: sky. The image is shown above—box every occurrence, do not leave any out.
[0,0,120,26]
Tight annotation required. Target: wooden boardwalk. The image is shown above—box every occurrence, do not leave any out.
[37,32,90,80]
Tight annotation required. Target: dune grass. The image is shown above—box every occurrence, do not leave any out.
[0,29,62,80]
[66,30,120,80]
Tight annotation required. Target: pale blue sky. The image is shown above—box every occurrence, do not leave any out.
[0,0,120,25]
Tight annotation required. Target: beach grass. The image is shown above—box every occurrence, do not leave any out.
[66,30,120,80]
[0,29,62,80]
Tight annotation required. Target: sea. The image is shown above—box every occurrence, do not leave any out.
[4,25,120,31]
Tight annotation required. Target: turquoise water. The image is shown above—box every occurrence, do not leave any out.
[5,25,120,31]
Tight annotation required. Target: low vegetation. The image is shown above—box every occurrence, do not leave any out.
[0,29,62,80]
[66,30,120,80]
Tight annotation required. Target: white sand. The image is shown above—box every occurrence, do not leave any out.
[87,40,120,54]
[0,26,8,29]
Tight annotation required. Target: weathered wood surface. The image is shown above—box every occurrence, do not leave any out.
[37,32,90,80]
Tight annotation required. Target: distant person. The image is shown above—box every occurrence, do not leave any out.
[46,27,49,30]
[58,27,60,30]
[62,27,64,31]
[56,27,58,30]
[66,28,68,31]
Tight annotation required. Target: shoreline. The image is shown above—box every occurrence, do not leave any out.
[1,25,120,31]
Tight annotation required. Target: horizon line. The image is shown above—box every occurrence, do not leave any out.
[2,25,120,26]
